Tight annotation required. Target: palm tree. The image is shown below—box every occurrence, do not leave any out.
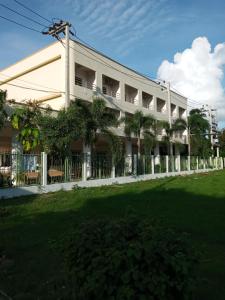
[123,110,156,158]
[73,97,122,160]
[159,118,187,156]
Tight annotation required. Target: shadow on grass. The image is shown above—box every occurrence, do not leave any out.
[1,180,225,300]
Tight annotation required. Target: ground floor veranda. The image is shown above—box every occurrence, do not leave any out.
[1,127,223,190]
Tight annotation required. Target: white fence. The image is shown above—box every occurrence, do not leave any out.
[0,152,224,199]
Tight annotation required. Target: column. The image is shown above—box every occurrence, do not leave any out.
[83,143,91,180]
[125,140,132,174]
[96,71,103,96]
[41,152,47,186]
[11,132,23,186]
[154,142,160,165]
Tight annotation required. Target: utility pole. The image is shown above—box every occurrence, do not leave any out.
[42,21,72,109]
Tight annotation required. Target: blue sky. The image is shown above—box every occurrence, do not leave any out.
[0,0,225,125]
[0,0,224,74]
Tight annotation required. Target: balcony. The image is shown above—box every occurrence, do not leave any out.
[171,103,177,117]
[125,84,138,105]
[142,92,153,110]
[75,63,96,90]
[102,75,120,99]
[156,98,166,114]
[178,107,186,119]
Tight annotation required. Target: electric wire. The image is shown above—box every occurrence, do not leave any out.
[13,0,51,25]
[0,3,47,28]
[0,14,41,33]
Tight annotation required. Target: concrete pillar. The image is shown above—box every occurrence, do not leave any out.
[138,89,142,108]
[11,133,23,186]
[166,155,169,173]
[41,152,47,186]
[125,140,132,174]
[111,157,115,178]
[188,156,191,171]
[120,80,125,102]
[151,155,154,174]
[154,142,160,165]
[96,72,103,95]
[152,95,156,113]
[216,147,220,158]
[210,156,212,168]
[83,144,91,180]
[177,155,181,172]
[133,154,137,176]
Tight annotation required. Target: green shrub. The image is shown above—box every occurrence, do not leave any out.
[63,218,198,300]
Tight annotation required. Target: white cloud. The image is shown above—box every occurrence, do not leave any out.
[157,37,225,123]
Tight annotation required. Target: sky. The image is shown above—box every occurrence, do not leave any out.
[1,0,225,127]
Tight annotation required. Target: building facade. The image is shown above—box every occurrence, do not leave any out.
[0,39,188,155]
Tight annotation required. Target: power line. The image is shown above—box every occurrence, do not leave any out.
[3,82,62,94]
[0,72,61,92]
[13,0,51,25]
[0,14,41,33]
[0,3,46,28]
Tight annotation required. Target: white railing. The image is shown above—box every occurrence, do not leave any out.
[0,153,223,191]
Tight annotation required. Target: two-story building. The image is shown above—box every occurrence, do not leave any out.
[0,39,188,156]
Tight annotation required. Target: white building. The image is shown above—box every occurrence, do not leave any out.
[0,39,188,155]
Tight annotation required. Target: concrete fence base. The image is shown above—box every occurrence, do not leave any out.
[0,168,222,200]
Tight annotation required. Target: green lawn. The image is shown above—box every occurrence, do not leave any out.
[1,170,225,299]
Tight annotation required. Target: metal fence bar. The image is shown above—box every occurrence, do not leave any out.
[0,152,224,189]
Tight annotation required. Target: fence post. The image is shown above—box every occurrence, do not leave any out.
[166,155,169,173]
[188,156,191,171]
[210,156,212,169]
[215,157,218,169]
[178,155,181,172]
[82,153,87,181]
[41,152,47,186]
[203,158,206,170]
[133,154,137,176]
[111,157,115,179]
[151,155,154,174]
[196,157,199,170]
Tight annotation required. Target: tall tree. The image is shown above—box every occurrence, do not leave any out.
[0,90,7,130]
[11,100,42,152]
[38,103,84,157]
[188,109,210,156]
[159,118,188,156]
[219,129,225,157]
[123,110,156,157]
[73,98,122,161]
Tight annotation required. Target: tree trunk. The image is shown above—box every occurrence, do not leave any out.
[137,136,141,158]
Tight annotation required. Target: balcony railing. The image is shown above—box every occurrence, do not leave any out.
[102,87,120,99]
[75,76,96,91]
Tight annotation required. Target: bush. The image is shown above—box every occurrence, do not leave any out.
[63,218,198,300]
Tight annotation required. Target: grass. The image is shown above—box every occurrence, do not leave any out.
[1,170,225,299]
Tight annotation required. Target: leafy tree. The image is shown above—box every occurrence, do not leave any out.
[188,109,210,157]
[11,100,42,152]
[123,110,156,157]
[38,103,84,157]
[0,90,7,130]
[219,129,225,157]
[73,98,122,161]
[158,118,186,155]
